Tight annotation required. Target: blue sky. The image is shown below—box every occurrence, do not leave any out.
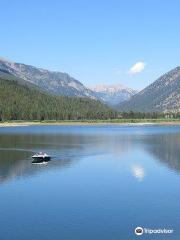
[0,0,180,90]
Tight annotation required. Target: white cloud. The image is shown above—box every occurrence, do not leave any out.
[127,62,147,75]
[117,70,122,75]
[159,67,164,71]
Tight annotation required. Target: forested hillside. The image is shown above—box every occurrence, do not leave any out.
[0,78,118,121]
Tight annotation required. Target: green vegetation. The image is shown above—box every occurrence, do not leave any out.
[1,77,180,124]
[1,119,180,125]
[0,78,118,121]
[119,111,179,119]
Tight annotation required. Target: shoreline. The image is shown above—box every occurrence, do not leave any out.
[1,121,180,127]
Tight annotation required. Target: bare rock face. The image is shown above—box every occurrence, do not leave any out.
[115,67,180,112]
[87,84,138,105]
[0,56,100,100]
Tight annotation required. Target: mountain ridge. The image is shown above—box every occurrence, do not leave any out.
[115,67,180,112]
[87,84,138,105]
[0,56,101,100]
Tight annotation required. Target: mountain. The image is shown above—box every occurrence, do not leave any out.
[0,77,118,121]
[0,56,100,100]
[87,84,138,105]
[115,67,180,113]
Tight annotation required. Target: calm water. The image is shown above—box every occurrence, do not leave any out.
[0,125,180,239]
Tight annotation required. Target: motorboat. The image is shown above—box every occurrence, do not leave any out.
[31,152,51,163]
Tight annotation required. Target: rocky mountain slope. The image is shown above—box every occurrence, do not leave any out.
[87,84,138,105]
[0,56,100,100]
[116,67,180,112]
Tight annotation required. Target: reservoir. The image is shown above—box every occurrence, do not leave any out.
[0,125,180,240]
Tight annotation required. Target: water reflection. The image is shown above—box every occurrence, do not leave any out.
[144,133,180,173]
[31,158,51,164]
[1,126,180,240]
[1,126,180,186]
[0,128,136,185]
[131,164,145,181]
[0,150,77,185]
[0,133,87,185]
[0,131,127,184]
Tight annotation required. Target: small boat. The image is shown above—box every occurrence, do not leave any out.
[31,152,51,163]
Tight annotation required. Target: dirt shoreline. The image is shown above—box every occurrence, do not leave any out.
[0,121,180,127]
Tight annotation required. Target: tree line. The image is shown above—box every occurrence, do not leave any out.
[0,79,118,121]
[119,111,177,119]
[0,78,179,122]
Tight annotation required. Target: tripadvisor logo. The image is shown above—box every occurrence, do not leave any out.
[135,227,143,235]
[135,227,173,235]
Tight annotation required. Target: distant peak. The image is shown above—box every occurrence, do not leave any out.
[87,84,134,92]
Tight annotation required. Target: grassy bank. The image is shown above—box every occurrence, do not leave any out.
[1,118,180,127]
